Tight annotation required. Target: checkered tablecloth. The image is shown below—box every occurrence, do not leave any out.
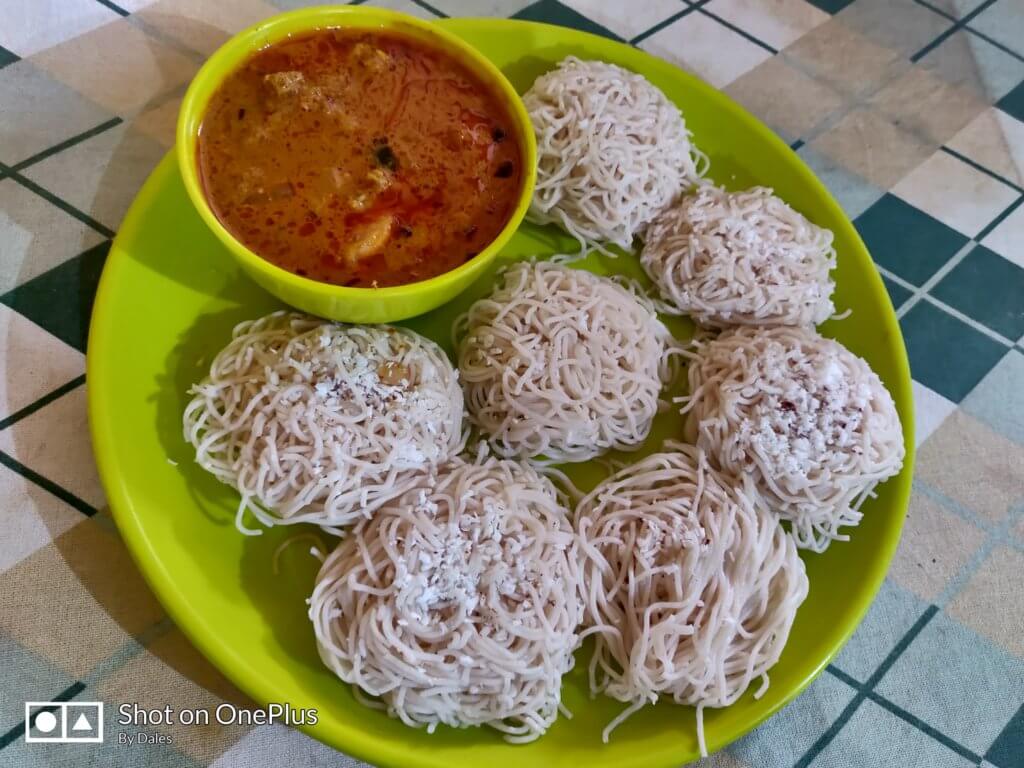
[1,0,1022,766]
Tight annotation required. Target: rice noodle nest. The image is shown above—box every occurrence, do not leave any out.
[524,56,706,251]
[641,185,836,328]
[309,455,583,742]
[183,311,466,533]
[455,261,676,462]
[575,445,808,752]
[678,325,905,551]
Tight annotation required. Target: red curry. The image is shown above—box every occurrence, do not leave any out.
[198,29,523,288]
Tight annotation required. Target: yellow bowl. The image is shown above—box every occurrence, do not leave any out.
[176,6,537,324]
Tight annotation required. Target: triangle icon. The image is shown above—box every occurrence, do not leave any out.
[72,713,92,731]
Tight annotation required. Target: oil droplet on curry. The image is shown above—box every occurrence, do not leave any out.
[198,29,523,288]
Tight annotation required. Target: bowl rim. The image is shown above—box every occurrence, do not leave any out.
[175,5,537,301]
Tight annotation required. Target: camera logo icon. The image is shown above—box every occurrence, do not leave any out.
[24,702,104,744]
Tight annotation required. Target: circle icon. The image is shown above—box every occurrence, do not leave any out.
[34,711,57,734]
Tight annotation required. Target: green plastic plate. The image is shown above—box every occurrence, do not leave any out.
[88,18,914,768]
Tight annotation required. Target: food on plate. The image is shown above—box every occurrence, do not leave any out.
[89,3,916,755]
[455,261,677,462]
[197,29,524,288]
[309,455,583,742]
[183,311,465,533]
[678,325,904,551]
[575,447,808,756]
[641,186,836,328]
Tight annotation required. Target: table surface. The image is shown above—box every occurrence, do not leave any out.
[1,1,1022,767]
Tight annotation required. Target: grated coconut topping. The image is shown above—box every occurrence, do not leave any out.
[395,495,537,627]
[737,343,872,480]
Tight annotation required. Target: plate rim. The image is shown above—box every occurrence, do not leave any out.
[87,17,915,767]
